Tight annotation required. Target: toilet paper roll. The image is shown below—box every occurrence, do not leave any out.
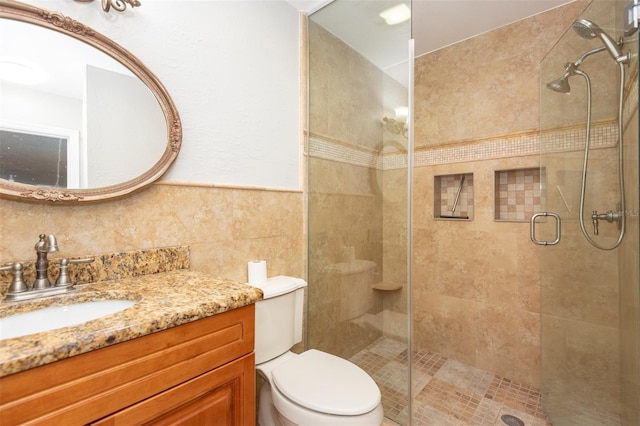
[248,260,267,285]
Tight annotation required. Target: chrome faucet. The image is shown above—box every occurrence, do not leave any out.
[33,234,59,290]
[1,234,93,302]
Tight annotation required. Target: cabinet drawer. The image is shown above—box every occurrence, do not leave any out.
[0,304,255,425]
[92,352,255,426]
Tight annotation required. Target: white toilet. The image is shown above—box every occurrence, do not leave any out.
[250,275,384,426]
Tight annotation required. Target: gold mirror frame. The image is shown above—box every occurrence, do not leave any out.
[0,0,181,202]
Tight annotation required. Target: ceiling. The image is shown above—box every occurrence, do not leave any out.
[286,0,574,73]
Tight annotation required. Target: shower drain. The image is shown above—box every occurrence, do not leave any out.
[501,414,525,426]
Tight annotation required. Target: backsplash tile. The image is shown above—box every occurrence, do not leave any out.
[0,246,190,296]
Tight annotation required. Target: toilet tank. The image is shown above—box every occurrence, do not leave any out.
[250,276,307,364]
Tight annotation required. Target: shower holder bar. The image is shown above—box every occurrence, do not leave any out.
[625,0,640,36]
[530,212,561,246]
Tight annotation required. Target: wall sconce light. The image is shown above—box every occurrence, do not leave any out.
[75,0,141,13]
[383,106,409,138]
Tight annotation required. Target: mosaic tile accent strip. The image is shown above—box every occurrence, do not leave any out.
[350,337,551,426]
[436,173,474,219]
[539,121,618,154]
[385,152,409,170]
[307,121,617,170]
[0,246,190,295]
[495,168,542,221]
[308,135,377,169]
[415,132,540,167]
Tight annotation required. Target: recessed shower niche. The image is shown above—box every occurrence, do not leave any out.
[494,168,543,222]
[434,173,473,220]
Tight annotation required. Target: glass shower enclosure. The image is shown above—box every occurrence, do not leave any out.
[538,0,639,424]
[306,1,412,424]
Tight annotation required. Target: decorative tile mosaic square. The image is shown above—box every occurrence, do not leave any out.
[435,173,474,220]
[495,168,542,222]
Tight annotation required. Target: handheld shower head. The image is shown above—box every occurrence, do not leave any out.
[572,18,603,39]
[572,19,627,63]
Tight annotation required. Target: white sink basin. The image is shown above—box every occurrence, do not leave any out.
[0,300,136,340]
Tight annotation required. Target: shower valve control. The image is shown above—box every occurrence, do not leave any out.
[591,210,622,235]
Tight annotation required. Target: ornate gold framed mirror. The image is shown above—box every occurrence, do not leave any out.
[0,0,181,202]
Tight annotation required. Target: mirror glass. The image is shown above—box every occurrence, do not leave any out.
[0,2,181,202]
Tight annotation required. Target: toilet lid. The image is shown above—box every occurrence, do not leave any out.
[272,349,381,416]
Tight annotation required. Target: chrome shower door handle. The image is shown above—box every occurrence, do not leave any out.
[530,212,561,246]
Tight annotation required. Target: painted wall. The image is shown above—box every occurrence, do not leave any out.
[24,0,302,190]
[1,1,305,288]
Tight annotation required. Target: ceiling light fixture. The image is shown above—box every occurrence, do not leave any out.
[379,4,411,26]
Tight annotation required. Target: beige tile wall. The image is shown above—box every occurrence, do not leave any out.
[307,19,409,358]
[620,91,640,425]
[414,1,591,147]
[413,155,542,387]
[617,0,640,418]
[0,183,305,286]
[412,2,590,388]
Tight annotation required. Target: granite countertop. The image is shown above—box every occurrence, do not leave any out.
[0,270,263,377]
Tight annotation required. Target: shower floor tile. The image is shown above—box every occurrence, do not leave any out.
[350,337,552,426]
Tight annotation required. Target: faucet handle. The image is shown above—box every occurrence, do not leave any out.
[54,257,95,287]
[66,257,95,265]
[592,210,600,235]
[1,262,29,294]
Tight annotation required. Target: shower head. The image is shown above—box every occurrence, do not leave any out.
[572,19,603,39]
[546,45,609,93]
[572,19,626,63]
[546,61,580,93]
[546,75,571,93]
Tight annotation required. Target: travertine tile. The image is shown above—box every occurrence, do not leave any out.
[352,337,552,426]
[0,184,305,286]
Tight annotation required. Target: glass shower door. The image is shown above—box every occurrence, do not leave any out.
[538,1,639,424]
[306,1,412,424]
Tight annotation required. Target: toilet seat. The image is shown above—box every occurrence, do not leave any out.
[265,376,384,426]
[271,349,381,416]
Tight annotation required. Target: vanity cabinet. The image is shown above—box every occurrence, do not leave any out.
[0,304,256,425]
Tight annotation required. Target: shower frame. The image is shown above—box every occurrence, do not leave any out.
[538,1,640,423]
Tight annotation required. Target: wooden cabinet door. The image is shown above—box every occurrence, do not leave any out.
[1,305,255,425]
[92,353,255,426]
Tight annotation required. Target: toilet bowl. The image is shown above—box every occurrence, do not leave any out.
[250,276,384,426]
[257,350,383,426]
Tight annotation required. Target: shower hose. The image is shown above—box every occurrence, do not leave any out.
[575,62,626,250]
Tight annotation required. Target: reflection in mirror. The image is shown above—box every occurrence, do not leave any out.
[0,125,78,187]
[74,0,141,14]
[0,0,181,202]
